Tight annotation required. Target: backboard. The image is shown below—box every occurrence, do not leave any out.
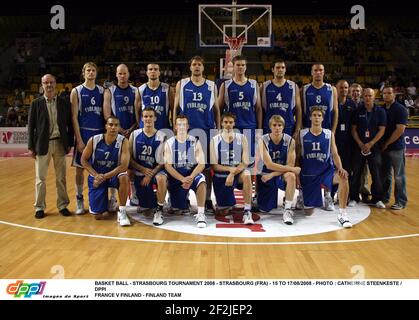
[198,3,272,49]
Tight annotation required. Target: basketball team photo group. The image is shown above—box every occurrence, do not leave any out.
[30,58,401,230]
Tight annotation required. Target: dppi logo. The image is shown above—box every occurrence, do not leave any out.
[2,131,12,144]
[6,280,46,298]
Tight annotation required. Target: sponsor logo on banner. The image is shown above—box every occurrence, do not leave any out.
[2,131,12,144]
[0,128,28,145]
[6,280,47,298]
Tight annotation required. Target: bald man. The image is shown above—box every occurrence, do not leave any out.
[301,63,338,132]
[104,64,141,207]
[28,74,74,219]
[350,88,387,208]
[104,64,141,137]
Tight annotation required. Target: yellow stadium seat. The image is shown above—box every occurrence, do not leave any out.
[355,76,364,84]
[56,83,64,92]
[257,75,265,83]
[30,83,38,92]
[302,76,311,84]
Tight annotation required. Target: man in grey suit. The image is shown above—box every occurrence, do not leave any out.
[28,74,74,218]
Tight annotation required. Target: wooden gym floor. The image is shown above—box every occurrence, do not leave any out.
[0,155,418,279]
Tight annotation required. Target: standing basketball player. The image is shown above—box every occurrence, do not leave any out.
[164,115,207,228]
[257,115,301,225]
[174,56,220,213]
[129,107,168,225]
[210,112,254,224]
[71,62,105,215]
[103,63,141,207]
[261,60,302,140]
[104,64,140,138]
[81,116,131,226]
[297,106,352,228]
[301,63,338,132]
[138,63,173,130]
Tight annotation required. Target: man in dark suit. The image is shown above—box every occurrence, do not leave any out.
[28,74,74,218]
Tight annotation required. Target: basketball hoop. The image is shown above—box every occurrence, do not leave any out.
[224,36,247,76]
[225,36,247,58]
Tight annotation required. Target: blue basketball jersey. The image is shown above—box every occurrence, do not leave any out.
[109,84,137,130]
[302,83,334,129]
[166,135,199,176]
[224,79,258,129]
[212,133,245,176]
[179,78,216,130]
[300,128,334,176]
[138,83,170,129]
[261,133,292,173]
[90,134,125,174]
[76,84,105,131]
[131,129,165,175]
[262,80,296,135]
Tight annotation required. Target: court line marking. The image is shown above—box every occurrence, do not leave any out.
[1,220,418,245]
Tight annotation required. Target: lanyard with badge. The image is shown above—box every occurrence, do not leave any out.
[339,103,349,132]
[364,108,374,139]
[361,108,373,156]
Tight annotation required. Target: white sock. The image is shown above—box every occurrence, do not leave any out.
[110,188,117,199]
[244,204,251,211]
[285,200,292,210]
[130,182,137,197]
[119,205,126,213]
[325,191,331,198]
[76,184,83,197]
[197,207,204,215]
[339,208,346,215]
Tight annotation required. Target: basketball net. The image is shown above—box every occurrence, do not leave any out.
[225,36,246,66]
